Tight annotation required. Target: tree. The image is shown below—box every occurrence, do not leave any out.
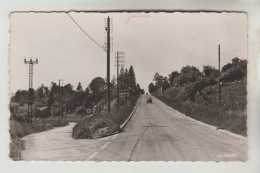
[64,83,73,96]
[148,83,156,93]
[222,63,232,73]
[203,65,218,85]
[168,71,179,86]
[153,72,164,88]
[89,77,106,95]
[76,82,83,92]
[35,84,49,99]
[128,65,136,89]
[13,90,28,105]
[136,83,141,94]
[220,58,247,82]
[162,77,171,91]
[232,57,240,64]
[203,65,217,77]
[175,66,202,86]
[46,82,58,111]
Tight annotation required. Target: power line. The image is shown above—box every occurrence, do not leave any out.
[67,13,106,52]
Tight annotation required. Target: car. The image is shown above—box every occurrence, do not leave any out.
[146,97,152,103]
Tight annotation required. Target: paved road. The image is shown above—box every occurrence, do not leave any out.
[21,123,115,161]
[21,95,247,161]
[93,95,247,161]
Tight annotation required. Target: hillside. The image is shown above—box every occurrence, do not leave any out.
[155,78,247,136]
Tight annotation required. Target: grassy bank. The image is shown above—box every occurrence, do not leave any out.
[9,117,69,160]
[155,79,247,136]
[72,96,139,139]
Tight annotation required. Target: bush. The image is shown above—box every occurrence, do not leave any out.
[72,96,139,139]
[35,107,50,118]
[75,106,86,116]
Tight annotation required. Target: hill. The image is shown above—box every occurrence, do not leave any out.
[150,57,247,136]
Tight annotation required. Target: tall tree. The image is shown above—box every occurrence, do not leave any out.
[168,71,179,86]
[148,83,156,93]
[89,77,106,95]
[76,82,83,92]
[128,65,136,89]
[153,72,164,88]
[64,83,73,96]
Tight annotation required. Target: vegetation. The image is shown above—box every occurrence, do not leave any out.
[149,58,247,136]
[9,117,68,160]
[72,65,143,139]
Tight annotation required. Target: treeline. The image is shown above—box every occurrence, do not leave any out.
[149,57,247,100]
[10,65,144,120]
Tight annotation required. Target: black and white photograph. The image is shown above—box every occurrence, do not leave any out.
[9,12,248,162]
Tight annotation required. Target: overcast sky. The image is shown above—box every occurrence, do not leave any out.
[9,12,247,93]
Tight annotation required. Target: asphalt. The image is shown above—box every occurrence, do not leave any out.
[93,95,247,161]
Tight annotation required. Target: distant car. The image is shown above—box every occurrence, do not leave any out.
[146,97,152,103]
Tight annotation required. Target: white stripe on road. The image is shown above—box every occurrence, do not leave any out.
[89,152,99,160]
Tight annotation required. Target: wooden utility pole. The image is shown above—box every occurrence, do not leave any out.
[59,79,61,114]
[218,44,221,105]
[125,72,128,107]
[116,51,119,111]
[24,58,38,123]
[107,16,111,114]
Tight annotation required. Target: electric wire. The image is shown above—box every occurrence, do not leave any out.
[67,13,106,52]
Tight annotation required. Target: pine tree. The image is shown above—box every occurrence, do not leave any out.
[128,65,136,89]
[76,82,83,92]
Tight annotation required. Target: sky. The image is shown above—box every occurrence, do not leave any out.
[9,12,247,94]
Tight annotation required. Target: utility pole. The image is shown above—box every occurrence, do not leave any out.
[59,79,64,119]
[218,44,221,105]
[115,51,125,111]
[106,16,111,114]
[24,58,38,123]
[116,51,119,111]
[125,71,128,107]
[59,79,61,118]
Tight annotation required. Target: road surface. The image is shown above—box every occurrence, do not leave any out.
[21,95,247,161]
[21,123,115,161]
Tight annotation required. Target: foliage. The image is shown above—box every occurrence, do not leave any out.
[220,58,247,82]
[89,77,106,95]
[76,82,83,92]
[168,71,179,86]
[175,66,202,86]
[148,83,156,93]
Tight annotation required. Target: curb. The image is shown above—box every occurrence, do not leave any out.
[153,96,247,141]
[92,96,141,139]
[120,96,141,130]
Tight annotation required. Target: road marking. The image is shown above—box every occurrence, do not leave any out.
[89,152,99,160]
[100,142,110,150]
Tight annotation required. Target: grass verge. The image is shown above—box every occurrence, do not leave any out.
[72,97,139,139]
